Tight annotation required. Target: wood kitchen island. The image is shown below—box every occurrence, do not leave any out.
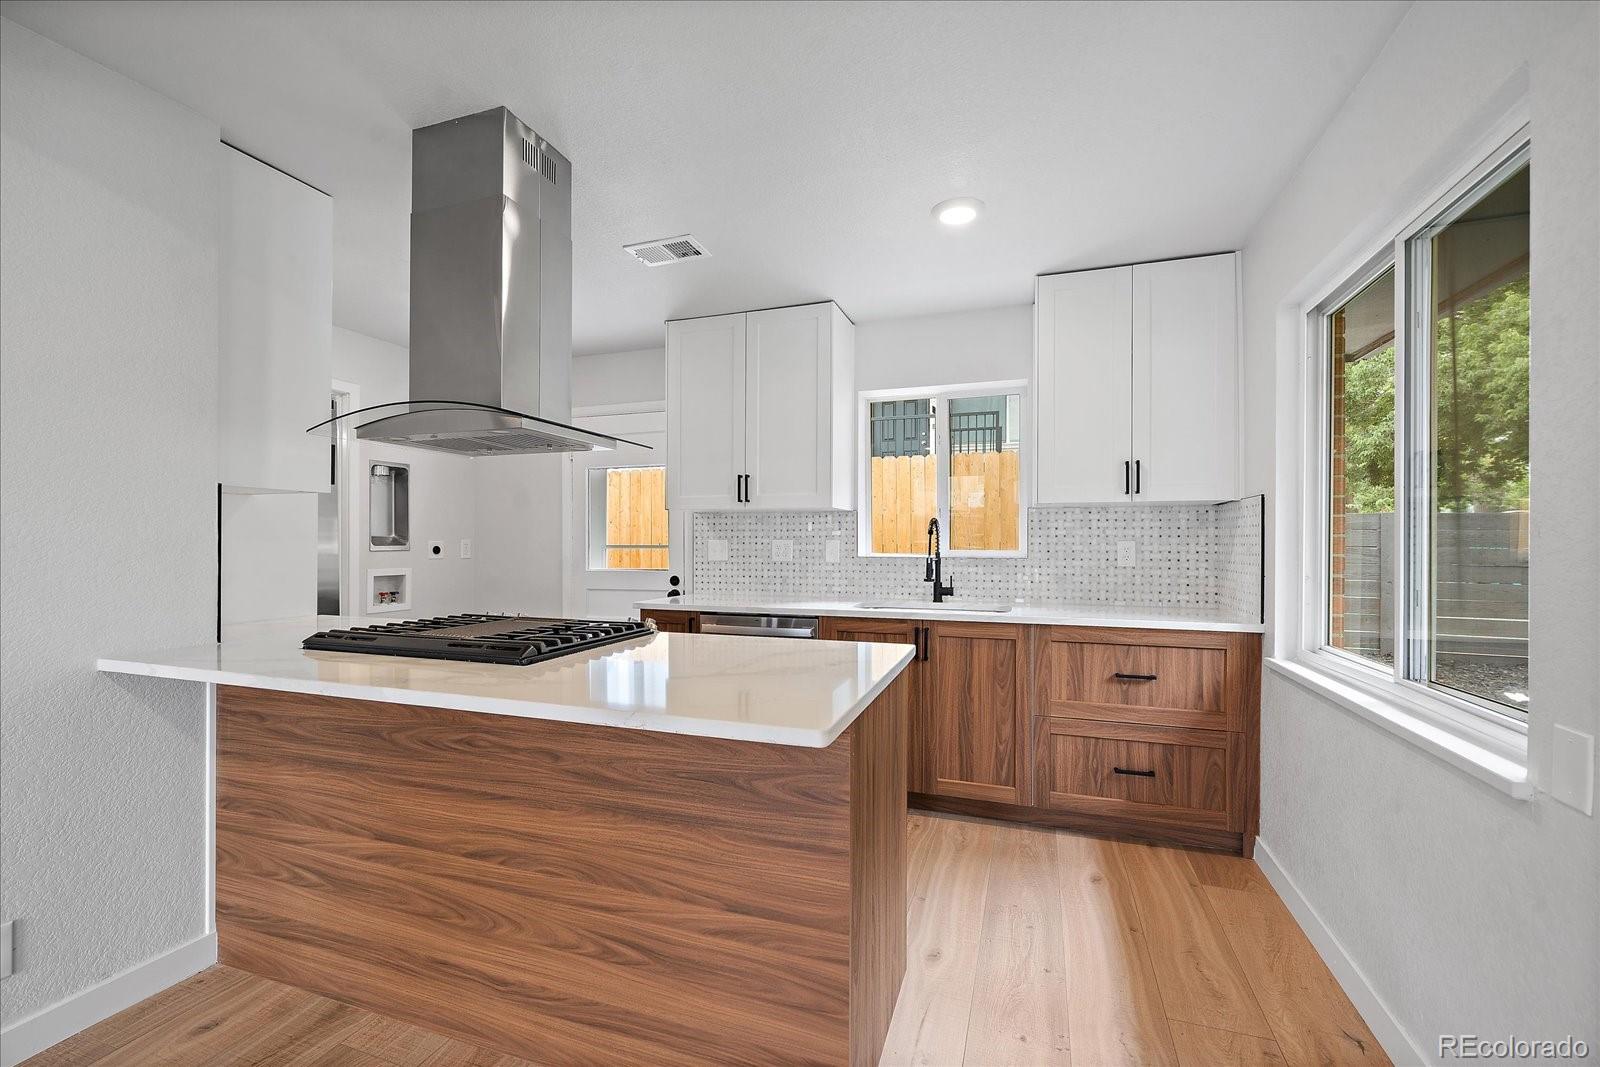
[99,619,914,1067]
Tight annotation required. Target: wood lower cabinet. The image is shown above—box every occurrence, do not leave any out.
[924,622,1028,806]
[819,616,930,792]
[1031,625,1260,852]
[640,607,697,632]
[640,609,1260,854]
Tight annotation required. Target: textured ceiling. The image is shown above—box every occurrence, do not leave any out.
[1,0,1408,354]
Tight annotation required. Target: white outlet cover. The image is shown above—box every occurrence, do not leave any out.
[707,539,729,562]
[772,539,794,562]
[824,539,843,564]
[1117,540,1137,568]
[427,540,445,558]
[1,918,12,979]
[1550,724,1594,815]
[459,539,473,559]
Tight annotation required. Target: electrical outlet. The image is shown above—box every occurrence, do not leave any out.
[2,919,14,979]
[427,540,445,558]
[771,539,794,563]
[707,539,729,562]
[824,538,843,564]
[458,539,473,560]
[1117,541,1137,568]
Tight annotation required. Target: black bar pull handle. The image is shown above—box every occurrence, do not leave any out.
[1123,460,1131,495]
[1113,766,1157,778]
[1113,672,1159,682]
[1134,459,1142,495]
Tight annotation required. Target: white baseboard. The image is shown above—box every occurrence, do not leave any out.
[0,931,217,1067]
[1254,839,1431,1066]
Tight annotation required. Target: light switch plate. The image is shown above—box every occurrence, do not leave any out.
[771,539,794,563]
[708,539,729,563]
[1550,724,1594,815]
[458,539,473,560]
[1117,541,1137,568]
[824,539,843,564]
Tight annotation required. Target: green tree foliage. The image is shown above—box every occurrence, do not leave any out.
[1343,345,1395,513]
[1338,276,1529,515]
[1435,276,1530,512]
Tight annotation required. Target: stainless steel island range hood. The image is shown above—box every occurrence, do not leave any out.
[311,107,640,455]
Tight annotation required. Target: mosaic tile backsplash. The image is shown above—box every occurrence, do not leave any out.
[689,495,1263,621]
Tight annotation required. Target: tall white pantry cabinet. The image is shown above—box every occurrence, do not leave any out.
[1034,252,1240,504]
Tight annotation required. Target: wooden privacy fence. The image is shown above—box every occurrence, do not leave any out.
[871,451,1020,553]
[605,466,668,570]
[1337,511,1528,663]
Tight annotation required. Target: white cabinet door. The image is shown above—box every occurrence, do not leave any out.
[745,303,835,509]
[218,145,332,493]
[666,313,745,510]
[1132,253,1239,502]
[1035,267,1134,503]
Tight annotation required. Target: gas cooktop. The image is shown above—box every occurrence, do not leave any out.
[302,614,654,666]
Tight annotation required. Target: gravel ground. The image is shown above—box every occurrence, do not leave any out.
[1435,657,1529,706]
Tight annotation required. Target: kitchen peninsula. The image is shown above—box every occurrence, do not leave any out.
[96,617,914,1067]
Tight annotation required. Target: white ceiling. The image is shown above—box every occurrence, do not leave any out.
[1,0,1408,355]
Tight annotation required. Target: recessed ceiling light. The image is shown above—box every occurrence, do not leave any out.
[932,197,983,226]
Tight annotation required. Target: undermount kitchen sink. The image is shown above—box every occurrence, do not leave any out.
[854,601,1014,614]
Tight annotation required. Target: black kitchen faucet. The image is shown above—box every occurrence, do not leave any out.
[925,517,955,603]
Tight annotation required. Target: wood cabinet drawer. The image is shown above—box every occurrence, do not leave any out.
[1042,719,1234,829]
[1034,626,1249,731]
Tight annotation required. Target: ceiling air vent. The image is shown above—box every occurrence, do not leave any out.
[623,234,710,267]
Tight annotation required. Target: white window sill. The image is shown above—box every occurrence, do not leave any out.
[1266,656,1532,800]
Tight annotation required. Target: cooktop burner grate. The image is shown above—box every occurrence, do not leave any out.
[302,614,654,666]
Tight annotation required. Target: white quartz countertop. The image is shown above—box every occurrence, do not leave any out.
[96,616,914,748]
[637,596,1265,634]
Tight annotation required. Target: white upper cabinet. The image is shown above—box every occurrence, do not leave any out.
[1035,252,1239,504]
[1132,253,1240,502]
[218,144,332,494]
[666,302,854,512]
[666,312,746,510]
[1035,266,1134,503]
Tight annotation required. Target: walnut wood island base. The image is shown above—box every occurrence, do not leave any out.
[214,680,908,1067]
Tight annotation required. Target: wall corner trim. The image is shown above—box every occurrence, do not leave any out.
[1253,838,1431,1066]
[0,931,217,1066]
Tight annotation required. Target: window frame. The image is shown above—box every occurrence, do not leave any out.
[857,379,1030,559]
[1298,125,1531,760]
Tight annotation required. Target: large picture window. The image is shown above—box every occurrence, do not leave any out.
[1313,138,1530,722]
[862,384,1025,557]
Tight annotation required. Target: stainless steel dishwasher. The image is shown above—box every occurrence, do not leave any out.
[696,613,819,639]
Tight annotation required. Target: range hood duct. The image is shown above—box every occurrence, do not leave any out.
[310,107,641,456]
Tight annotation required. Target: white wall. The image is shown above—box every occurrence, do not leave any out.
[0,15,218,1032]
[473,455,566,615]
[333,325,408,408]
[332,328,482,617]
[1240,0,1598,1056]
[855,304,1032,392]
[572,346,664,409]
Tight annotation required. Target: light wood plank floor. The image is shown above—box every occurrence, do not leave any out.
[24,813,1388,1067]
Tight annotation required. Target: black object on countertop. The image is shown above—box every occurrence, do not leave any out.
[302,614,653,666]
